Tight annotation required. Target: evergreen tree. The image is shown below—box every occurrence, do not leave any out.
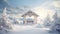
[51,12,60,33]
[0,7,12,33]
[44,14,51,28]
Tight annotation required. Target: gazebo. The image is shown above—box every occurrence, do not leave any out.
[21,10,39,24]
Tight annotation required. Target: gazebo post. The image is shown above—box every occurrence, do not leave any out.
[34,16,37,24]
[23,16,27,24]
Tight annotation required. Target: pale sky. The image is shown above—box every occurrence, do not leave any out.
[7,0,59,7]
[8,0,47,7]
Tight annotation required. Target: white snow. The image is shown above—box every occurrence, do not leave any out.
[5,24,57,34]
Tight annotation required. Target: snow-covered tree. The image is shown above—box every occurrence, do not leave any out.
[0,7,12,33]
[43,14,51,28]
[50,12,60,33]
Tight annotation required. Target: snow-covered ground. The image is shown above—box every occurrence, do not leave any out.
[4,24,58,34]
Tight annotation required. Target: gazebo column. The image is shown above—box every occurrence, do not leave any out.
[34,16,37,24]
[24,16,27,24]
[25,19,27,24]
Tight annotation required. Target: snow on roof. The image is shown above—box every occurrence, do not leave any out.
[21,10,39,17]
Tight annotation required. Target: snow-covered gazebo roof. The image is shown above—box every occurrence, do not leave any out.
[21,10,39,17]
